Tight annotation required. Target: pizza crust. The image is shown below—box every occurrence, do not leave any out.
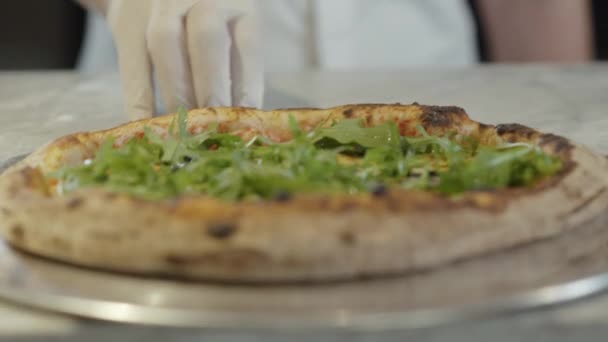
[1,104,607,282]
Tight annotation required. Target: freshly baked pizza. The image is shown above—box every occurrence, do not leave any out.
[1,104,607,282]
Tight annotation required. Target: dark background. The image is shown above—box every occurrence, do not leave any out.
[0,0,85,69]
[0,0,606,70]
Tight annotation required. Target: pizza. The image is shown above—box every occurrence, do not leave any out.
[1,103,607,283]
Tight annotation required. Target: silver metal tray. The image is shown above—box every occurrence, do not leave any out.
[1,155,608,330]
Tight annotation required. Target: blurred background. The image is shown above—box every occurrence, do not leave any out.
[0,0,606,70]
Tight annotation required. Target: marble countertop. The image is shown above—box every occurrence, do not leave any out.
[1,65,608,341]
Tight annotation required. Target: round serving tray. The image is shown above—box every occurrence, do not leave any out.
[1,155,608,330]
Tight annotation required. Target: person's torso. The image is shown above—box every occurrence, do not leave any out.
[259,0,476,71]
[78,0,477,72]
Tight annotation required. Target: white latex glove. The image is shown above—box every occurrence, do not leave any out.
[77,0,263,120]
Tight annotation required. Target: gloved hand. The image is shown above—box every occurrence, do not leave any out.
[77,0,263,120]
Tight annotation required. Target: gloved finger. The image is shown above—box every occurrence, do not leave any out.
[108,4,155,120]
[229,14,264,108]
[186,0,232,107]
[147,7,197,114]
[116,42,155,120]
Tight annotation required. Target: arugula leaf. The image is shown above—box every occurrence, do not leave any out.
[50,114,563,202]
[288,115,304,139]
[437,144,562,193]
[177,107,190,139]
[312,119,401,149]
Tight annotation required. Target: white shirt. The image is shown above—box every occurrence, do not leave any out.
[77,0,477,73]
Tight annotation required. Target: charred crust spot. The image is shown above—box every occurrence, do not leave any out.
[540,134,573,154]
[371,184,389,197]
[496,123,520,135]
[274,190,292,203]
[479,123,494,131]
[342,108,355,118]
[66,197,84,210]
[425,105,467,116]
[207,223,238,240]
[420,106,467,128]
[340,231,357,246]
[350,103,385,108]
[10,225,24,242]
[421,112,450,128]
[496,124,537,139]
